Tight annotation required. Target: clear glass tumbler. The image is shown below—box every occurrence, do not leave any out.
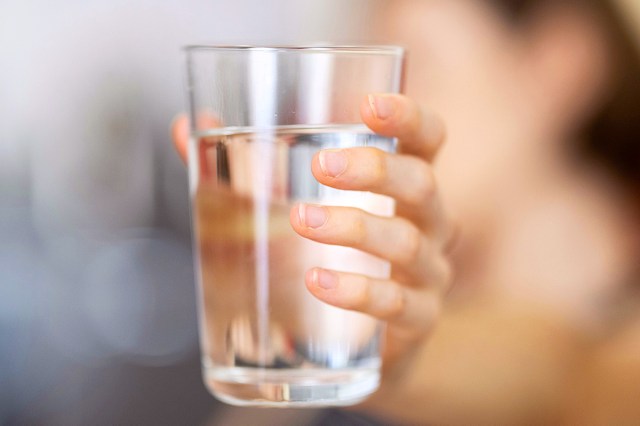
[185,45,405,407]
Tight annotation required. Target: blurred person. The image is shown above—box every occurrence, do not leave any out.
[173,0,640,424]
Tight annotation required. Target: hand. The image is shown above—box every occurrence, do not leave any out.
[171,93,453,387]
[288,94,454,372]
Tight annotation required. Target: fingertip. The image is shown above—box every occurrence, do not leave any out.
[363,94,446,160]
[305,268,318,290]
[305,268,339,302]
[360,93,406,136]
[171,113,189,140]
[310,151,324,181]
[360,94,390,134]
[312,268,338,290]
[310,149,349,187]
[360,94,377,127]
[171,113,189,164]
[289,203,303,230]
[304,268,321,300]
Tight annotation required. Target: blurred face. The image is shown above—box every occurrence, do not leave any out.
[376,1,640,312]
[376,0,611,227]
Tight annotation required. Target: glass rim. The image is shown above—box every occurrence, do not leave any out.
[183,44,405,56]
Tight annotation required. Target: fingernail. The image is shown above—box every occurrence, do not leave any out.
[298,204,327,229]
[368,94,396,120]
[319,150,347,177]
[313,268,337,290]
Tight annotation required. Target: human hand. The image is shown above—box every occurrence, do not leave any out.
[288,95,453,373]
[171,93,453,386]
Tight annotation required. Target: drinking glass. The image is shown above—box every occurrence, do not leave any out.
[185,45,405,407]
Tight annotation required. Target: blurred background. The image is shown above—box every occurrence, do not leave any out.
[0,0,377,424]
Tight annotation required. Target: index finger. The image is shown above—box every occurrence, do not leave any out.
[360,94,446,161]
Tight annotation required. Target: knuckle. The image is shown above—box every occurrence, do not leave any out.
[345,275,371,310]
[364,148,388,188]
[400,290,439,333]
[394,219,423,265]
[422,109,447,151]
[379,285,406,321]
[406,161,436,205]
[347,209,368,246]
[396,98,421,135]
[438,259,454,292]
[417,292,441,333]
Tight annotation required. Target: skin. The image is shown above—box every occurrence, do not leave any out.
[173,99,640,425]
[376,1,637,321]
[173,94,452,370]
[173,1,640,424]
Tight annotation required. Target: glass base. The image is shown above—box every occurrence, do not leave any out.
[204,366,380,407]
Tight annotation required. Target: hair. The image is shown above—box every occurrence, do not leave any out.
[490,0,640,197]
